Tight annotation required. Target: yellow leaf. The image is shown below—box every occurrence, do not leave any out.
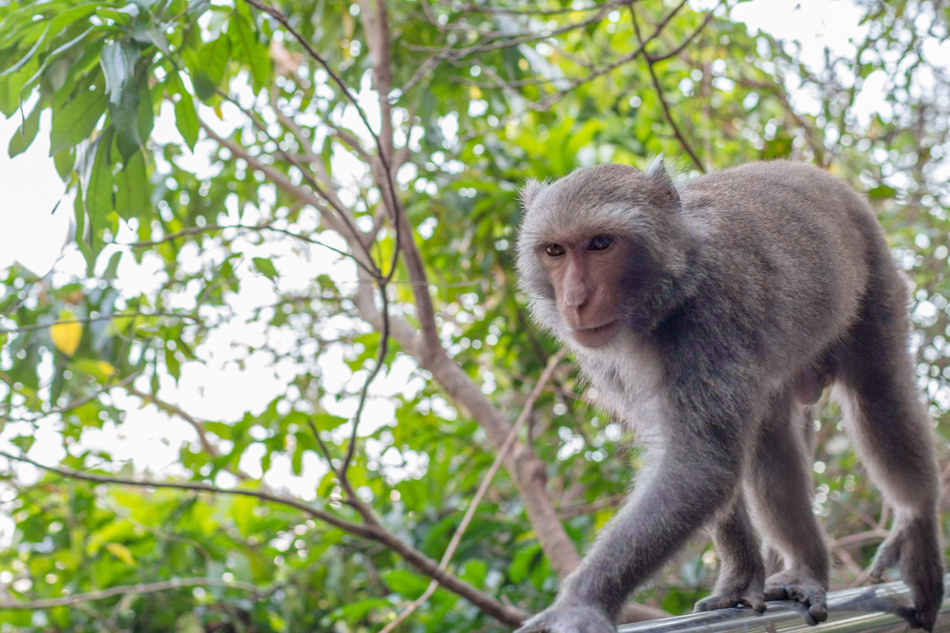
[104,542,135,566]
[97,360,117,377]
[50,319,82,356]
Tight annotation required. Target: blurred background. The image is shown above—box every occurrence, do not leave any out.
[0,0,948,631]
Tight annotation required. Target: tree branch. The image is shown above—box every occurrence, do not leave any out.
[125,387,223,464]
[0,578,263,611]
[0,450,377,538]
[0,451,526,626]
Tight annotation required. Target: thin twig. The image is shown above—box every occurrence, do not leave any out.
[241,0,382,154]
[126,387,224,464]
[216,90,379,270]
[340,289,390,478]
[629,1,705,172]
[240,0,404,268]
[558,492,627,519]
[307,418,378,526]
[0,450,375,538]
[0,312,196,335]
[648,9,714,63]
[0,578,263,611]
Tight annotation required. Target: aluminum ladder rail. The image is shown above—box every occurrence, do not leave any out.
[619,577,950,633]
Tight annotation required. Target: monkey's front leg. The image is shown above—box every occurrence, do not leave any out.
[515,439,744,633]
[694,497,766,613]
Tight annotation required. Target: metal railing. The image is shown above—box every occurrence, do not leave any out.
[620,576,950,633]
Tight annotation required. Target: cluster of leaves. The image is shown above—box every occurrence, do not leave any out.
[0,0,948,631]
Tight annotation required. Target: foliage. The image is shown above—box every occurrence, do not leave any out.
[0,0,948,631]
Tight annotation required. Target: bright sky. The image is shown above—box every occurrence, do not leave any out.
[0,0,933,522]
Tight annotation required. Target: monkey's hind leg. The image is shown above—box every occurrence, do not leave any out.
[694,498,766,614]
[747,391,830,625]
[836,314,944,631]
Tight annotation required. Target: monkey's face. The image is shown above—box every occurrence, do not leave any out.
[516,162,689,343]
[536,234,635,348]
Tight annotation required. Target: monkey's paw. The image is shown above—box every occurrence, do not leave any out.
[764,571,828,625]
[694,587,766,614]
[514,603,615,633]
[870,515,943,632]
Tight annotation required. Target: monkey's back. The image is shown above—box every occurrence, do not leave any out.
[678,161,892,371]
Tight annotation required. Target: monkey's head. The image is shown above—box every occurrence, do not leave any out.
[515,159,694,348]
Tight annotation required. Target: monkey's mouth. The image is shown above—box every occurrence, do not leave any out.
[570,321,620,348]
[578,322,615,334]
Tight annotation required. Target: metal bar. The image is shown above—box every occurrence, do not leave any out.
[619,576,950,633]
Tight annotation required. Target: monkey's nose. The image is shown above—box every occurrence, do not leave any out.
[562,288,589,310]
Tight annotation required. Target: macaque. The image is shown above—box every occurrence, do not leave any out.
[514,160,943,633]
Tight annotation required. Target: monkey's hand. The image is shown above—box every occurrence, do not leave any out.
[514,603,615,633]
[764,570,828,625]
[694,570,766,614]
[869,515,943,632]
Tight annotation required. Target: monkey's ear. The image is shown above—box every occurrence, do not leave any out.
[520,179,543,209]
[646,157,680,206]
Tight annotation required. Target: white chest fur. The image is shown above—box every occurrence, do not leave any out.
[572,332,668,445]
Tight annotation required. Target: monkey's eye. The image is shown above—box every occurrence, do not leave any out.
[544,244,566,257]
[588,236,615,251]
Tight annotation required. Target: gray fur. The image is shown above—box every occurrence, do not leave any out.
[514,160,943,633]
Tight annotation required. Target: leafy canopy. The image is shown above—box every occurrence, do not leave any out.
[0,0,948,631]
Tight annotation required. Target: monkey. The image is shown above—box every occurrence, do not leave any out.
[513,159,943,633]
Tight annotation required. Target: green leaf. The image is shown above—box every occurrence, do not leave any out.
[50,79,107,154]
[252,257,277,280]
[84,127,115,238]
[509,542,542,583]
[174,91,199,151]
[46,4,101,36]
[188,0,211,16]
[11,434,35,453]
[53,146,75,179]
[229,14,270,88]
[190,36,230,101]
[100,41,139,105]
[0,66,35,116]
[0,25,49,77]
[310,413,346,431]
[144,24,171,56]
[383,569,429,595]
[21,26,99,95]
[137,81,154,141]
[459,558,488,587]
[868,184,897,199]
[335,598,391,622]
[109,85,142,162]
[102,250,123,280]
[96,4,140,26]
[166,347,180,380]
[7,101,41,157]
[114,150,148,220]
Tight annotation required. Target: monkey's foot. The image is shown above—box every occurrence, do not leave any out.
[514,603,615,633]
[694,575,766,613]
[870,515,943,632]
[764,571,828,625]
